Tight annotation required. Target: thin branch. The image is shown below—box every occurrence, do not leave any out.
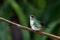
[0,17,60,40]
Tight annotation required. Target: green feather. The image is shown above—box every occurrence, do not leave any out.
[34,18,41,27]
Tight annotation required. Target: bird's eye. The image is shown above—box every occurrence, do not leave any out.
[31,15,34,18]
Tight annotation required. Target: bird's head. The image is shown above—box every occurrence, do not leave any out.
[30,15,35,20]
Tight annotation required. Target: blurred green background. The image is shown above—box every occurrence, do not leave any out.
[0,0,60,40]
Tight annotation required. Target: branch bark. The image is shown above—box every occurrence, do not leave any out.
[0,17,60,40]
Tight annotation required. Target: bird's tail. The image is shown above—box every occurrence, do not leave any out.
[40,22,49,28]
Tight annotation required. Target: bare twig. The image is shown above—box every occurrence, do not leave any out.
[0,17,60,40]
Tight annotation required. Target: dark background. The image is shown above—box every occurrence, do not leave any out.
[0,0,60,40]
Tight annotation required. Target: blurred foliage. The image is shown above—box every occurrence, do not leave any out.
[0,0,60,40]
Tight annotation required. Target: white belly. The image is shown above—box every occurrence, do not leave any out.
[30,20,40,30]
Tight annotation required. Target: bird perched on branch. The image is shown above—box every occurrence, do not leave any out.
[30,15,47,31]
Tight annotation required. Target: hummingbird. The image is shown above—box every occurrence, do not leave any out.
[30,15,47,30]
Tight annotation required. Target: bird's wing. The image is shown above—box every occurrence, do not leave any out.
[34,22,41,28]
